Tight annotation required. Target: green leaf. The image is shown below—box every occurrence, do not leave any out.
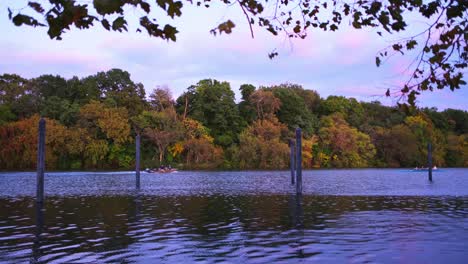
[375,57,381,67]
[368,1,382,15]
[216,20,235,35]
[156,0,167,9]
[167,1,183,18]
[401,85,409,93]
[163,24,178,41]
[446,6,462,19]
[406,39,417,50]
[378,12,390,30]
[268,51,278,59]
[140,1,151,13]
[12,14,44,27]
[101,18,110,30]
[112,17,127,32]
[392,44,403,53]
[407,90,419,106]
[343,4,350,15]
[391,21,407,31]
[28,2,44,13]
[12,14,26,26]
[293,24,301,33]
[94,0,126,15]
[352,21,361,29]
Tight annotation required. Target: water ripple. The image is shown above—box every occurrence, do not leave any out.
[0,170,467,263]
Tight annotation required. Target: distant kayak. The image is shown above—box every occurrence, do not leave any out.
[412,166,438,172]
[145,168,177,173]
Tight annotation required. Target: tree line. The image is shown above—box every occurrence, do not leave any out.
[0,69,467,170]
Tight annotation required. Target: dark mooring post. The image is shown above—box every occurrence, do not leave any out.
[289,139,295,185]
[295,128,302,195]
[136,133,141,189]
[428,142,433,181]
[32,202,44,264]
[36,118,46,204]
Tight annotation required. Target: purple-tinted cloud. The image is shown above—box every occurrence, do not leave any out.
[0,3,465,110]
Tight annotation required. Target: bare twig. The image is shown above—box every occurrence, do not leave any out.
[237,0,255,38]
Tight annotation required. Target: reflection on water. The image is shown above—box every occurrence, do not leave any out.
[32,203,44,264]
[0,194,467,263]
[1,169,468,263]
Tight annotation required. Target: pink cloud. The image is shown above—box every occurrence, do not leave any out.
[390,59,415,77]
[334,30,376,66]
[99,35,159,52]
[0,49,112,73]
[337,29,370,50]
[286,28,378,66]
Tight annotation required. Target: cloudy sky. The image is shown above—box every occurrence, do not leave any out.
[1,1,466,110]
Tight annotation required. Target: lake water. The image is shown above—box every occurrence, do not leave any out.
[0,169,467,263]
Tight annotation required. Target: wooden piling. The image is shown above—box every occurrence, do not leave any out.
[136,133,141,189]
[295,128,302,195]
[36,118,45,204]
[289,139,295,185]
[428,142,433,181]
[33,202,44,263]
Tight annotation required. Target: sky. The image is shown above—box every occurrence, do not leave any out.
[0,1,467,110]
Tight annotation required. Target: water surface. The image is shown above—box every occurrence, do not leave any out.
[0,169,467,263]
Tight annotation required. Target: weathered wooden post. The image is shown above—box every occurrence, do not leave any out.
[428,142,433,181]
[32,202,44,263]
[288,193,303,228]
[295,128,302,195]
[136,133,141,189]
[36,118,45,204]
[289,139,295,185]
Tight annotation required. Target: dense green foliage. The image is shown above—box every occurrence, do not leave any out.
[0,69,467,170]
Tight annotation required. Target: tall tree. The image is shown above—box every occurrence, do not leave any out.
[149,86,174,112]
[445,134,468,167]
[0,74,38,119]
[318,114,376,168]
[267,84,319,136]
[239,117,289,169]
[370,125,420,167]
[177,79,242,148]
[78,100,132,168]
[249,89,281,120]
[442,109,468,134]
[404,114,446,166]
[319,96,365,128]
[238,84,257,126]
[136,109,183,164]
[180,118,223,169]
[82,69,147,116]
[0,115,69,169]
